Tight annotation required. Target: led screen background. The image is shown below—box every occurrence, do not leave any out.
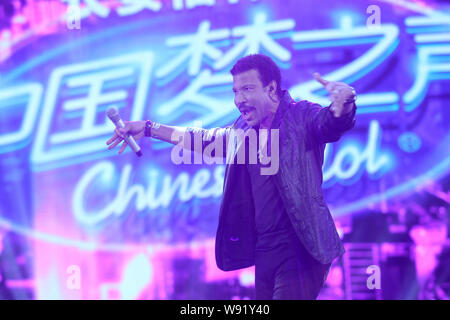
[0,0,449,299]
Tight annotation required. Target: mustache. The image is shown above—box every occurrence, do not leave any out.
[238,104,255,112]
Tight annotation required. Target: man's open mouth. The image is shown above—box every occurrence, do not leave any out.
[240,106,255,118]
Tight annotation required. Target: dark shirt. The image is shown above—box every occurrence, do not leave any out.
[246,129,296,252]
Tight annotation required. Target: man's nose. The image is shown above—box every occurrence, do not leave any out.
[234,91,247,106]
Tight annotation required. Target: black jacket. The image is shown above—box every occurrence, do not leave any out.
[187,90,356,271]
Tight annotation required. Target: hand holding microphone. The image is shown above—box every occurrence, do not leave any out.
[106,107,145,156]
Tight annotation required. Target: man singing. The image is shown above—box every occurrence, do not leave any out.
[106,54,356,300]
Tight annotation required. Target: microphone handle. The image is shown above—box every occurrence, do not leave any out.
[116,119,143,157]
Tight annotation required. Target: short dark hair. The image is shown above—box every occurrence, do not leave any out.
[230,54,282,98]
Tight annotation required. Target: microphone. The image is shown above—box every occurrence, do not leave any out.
[106,107,142,157]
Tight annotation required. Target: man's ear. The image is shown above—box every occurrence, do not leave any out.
[268,80,278,101]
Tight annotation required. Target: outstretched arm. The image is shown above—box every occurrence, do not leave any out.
[106,120,186,153]
[106,120,229,157]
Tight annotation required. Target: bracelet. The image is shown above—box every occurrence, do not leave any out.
[345,88,357,104]
[345,96,356,104]
[145,120,153,137]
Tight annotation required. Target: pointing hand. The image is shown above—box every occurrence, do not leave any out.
[314,73,356,117]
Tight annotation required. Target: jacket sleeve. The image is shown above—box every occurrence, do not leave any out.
[184,126,231,159]
[301,100,356,144]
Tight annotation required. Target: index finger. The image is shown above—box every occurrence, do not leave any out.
[106,132,118,145]
[313,72,328,86]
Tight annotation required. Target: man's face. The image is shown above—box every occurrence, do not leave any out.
[232,69,273,127]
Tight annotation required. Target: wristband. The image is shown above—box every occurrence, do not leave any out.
[145,120,153,137]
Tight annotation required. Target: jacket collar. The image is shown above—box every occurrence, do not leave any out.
[271,89,293,129]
